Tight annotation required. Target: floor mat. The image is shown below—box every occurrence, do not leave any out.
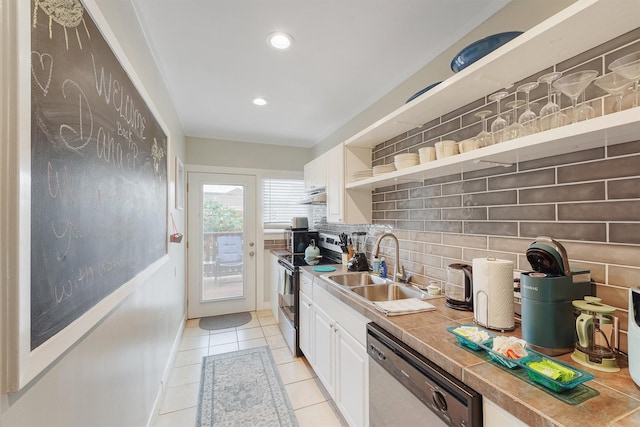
[196,346,298,427]
[199,312,253,330]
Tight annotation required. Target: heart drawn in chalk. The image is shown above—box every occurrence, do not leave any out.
[32,51,53,96]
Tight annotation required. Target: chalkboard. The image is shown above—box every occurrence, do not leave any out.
[30,0,167,350]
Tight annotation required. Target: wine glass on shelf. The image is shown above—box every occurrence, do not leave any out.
[552,87,571,127]
[595,71,634,113]
[537,71,563,131]
[489,91,509,144]
[553,70,599,124]
[504,100,525,141]
[575,91,596,122]
[609,50,640,107]
[517,81,539,136]
[473,110,493,149]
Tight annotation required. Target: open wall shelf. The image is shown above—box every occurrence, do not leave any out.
[343,0,640,151]
[346,108,640,190]
[342,0,640,191]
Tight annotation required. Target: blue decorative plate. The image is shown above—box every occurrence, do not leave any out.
[405,81,442,104]
[451,31,523,73]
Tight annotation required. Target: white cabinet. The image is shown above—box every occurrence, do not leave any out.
[483,398,529,427]
[298,276,313,363]
[304,154,327,192]
[335,323,369,427]
[299,278,369,427]
[312,303,336,397]
[326,143,372,224]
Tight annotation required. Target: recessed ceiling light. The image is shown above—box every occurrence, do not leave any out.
[267,32,294,50]
[253,97,267,106]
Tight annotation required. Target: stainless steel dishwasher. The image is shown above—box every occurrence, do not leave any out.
[367,323,482,427]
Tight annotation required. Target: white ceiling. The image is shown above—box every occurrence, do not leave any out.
[132,0,510,148]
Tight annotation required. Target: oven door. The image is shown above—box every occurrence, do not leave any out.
[277,259,299,355]
[277,259,296,323]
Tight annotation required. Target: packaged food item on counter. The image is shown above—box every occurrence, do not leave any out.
[492,336,528,359]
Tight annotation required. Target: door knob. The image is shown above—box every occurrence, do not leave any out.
[249,251,255,256]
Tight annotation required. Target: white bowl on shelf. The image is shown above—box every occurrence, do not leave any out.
[458,138,476,153]
[435,140,459,159]
[419,147,436,163]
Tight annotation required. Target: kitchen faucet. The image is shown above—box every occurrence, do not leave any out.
[372,233,406,282]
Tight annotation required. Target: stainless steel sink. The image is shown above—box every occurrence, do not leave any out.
[349,283,427,302]
[322,272,389,287]
[321,272,428,304]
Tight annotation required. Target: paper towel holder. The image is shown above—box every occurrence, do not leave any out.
[474,289,516,332]
[472,256,516,332]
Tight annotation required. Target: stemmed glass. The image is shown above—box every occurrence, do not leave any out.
[553,70,599,124]
[517,82,539,136]
[489,91,509,144]
[594,72,634,113]
[609,51,640,107]
[575,91,596,122]
[552,88,571,127]
[504,100,525,141]
[473,110,493,149]
[537,71,563,131]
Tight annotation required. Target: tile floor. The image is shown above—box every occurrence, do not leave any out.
[154,310,347,427]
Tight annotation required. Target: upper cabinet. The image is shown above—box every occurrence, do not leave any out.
[342,0,640,190]
[326,144,371,224]
[304,153,327,192]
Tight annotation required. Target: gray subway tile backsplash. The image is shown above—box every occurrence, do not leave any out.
[325,29,640,350]
[488,169,556,190]
[608,178,640,199]
[610,223,640,245]
[557,155,640,183]
[519,182,605,204]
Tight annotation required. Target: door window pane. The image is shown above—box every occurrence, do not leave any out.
[202,184,244,300]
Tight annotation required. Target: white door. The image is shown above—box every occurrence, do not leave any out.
[187,172,257,318]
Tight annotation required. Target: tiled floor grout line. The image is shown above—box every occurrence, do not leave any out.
[154,311,346,426]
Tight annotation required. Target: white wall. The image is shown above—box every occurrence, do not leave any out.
[187,136,313,171]
[0,0,187,426]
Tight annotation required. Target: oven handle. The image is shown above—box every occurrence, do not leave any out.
[278,258,295,273]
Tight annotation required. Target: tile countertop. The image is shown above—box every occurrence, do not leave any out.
[297,263,640,427]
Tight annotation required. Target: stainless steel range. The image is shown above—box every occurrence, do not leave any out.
[277,232,343,356]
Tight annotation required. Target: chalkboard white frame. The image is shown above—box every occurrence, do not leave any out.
[3,0,170,392]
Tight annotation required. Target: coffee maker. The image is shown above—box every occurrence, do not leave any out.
[520,237,593,356]
[445,263,473,311]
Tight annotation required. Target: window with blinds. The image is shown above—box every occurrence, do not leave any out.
[262,178,309,229]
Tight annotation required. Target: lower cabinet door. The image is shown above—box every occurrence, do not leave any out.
[335,325,368,427]
[313,304,335,397]
[299,291,313,363]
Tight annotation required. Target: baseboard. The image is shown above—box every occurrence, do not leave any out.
[146,314,187,427]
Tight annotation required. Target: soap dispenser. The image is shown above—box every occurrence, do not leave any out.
[379,257,387,278]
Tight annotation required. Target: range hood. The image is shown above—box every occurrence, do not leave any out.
[300,188,326,205]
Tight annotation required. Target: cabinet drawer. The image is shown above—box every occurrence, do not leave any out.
[300,271,314,296]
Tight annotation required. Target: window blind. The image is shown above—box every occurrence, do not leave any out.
[262,178,309,228]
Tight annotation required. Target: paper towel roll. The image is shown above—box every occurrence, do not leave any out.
[473,257,515,330]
